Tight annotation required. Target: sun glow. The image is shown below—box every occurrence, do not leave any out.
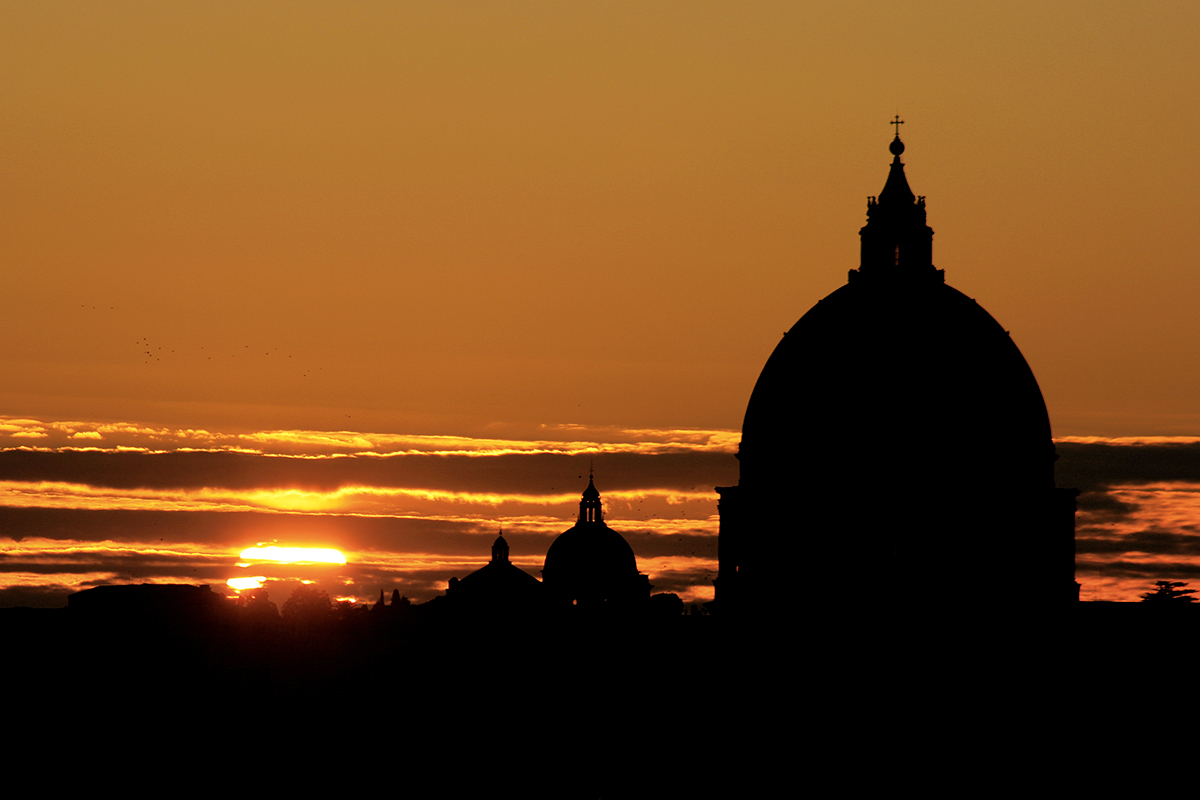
[239,546,347,565]
[226,576,266,591]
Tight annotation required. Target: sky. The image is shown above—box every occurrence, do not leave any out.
[2,1,1198,607]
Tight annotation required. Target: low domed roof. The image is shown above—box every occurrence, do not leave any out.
[455,557,542,596]
[449,529,542,608]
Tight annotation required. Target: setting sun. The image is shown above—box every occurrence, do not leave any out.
[239,546,347,565]
[226,576,266,591]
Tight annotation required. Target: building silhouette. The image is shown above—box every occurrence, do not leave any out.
[445,529,543,614]
[716,127,1078,617]
[67,583,232,636]
[542,475,652,610]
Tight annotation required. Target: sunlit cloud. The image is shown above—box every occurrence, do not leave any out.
[0,478,723,530]
[0,415,740,458]
[0,420,45,430]
[0,481,270,514]
[0,538,236,564]
[1057,436,1200,445]
[242,424,740,456]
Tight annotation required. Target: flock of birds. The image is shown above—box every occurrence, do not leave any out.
[131,335,324,380]
[74,303,324,380]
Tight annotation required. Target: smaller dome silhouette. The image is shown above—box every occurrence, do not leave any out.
[542,476,649,609]
[447,529,542,612]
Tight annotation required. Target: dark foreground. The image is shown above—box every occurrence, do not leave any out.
[1,599,1178,796]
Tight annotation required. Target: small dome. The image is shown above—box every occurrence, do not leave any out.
[542,479,645,607]
[544,524,638,584]
[490,530,511,563]
[581,476,600,499]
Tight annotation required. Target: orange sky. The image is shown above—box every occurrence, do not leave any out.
[2,1,1197,438]
[2,4,1199,607]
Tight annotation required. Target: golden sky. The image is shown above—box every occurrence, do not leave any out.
[2,3,1199,606]
[3,1,1197,436]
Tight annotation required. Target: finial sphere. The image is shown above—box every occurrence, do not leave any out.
[889,137,905,156]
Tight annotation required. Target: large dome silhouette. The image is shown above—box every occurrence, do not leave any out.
[741,280,1054,494]
[716,130,1078,616]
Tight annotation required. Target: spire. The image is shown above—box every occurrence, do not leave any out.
[579,474,603,524]
[852,120,939,282]
[491,527,510,563]
[878,136,915,206]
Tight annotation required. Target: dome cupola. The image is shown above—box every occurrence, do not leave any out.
[855,117,937,281]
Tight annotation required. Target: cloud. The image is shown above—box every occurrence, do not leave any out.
[0,415,740,457]
[1056,440,1200,493]
[0,440,738,495]
[1077,529,1200,558]
[1076,490,1137,519]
